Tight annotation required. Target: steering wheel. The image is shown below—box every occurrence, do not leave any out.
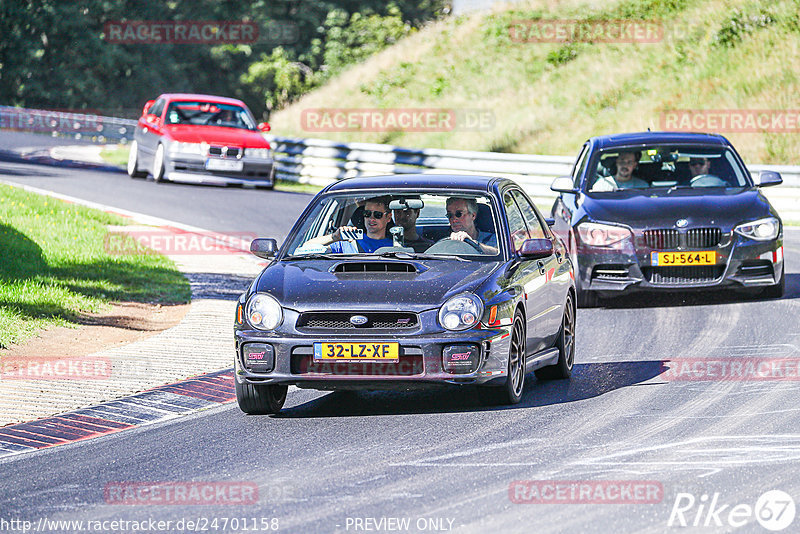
[427,237,483,254]
[690,174,727,187]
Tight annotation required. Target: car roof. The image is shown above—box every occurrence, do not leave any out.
[589,131,731,149]
[325,174,510,193]
[157,93,247,107]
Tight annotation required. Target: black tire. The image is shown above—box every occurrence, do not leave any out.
[153,143,166,182]
[761,269,785,299]
[127,141,147,178]
[576,287,599,308]
[235,379,288,415]
[535,291,576,380]
[479,309,526,405]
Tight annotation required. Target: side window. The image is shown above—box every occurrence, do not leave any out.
[149,99,165,118]
[511,190,548,239]
[572,143,590,188]
[503,192,530,253]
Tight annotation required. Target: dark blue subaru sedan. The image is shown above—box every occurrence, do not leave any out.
[234,174,575,414]
[550,132,784,307]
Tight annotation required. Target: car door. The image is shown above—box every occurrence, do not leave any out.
[512,189,564,344]
[137,98,165,166]
[502,189,549,354]
[553,142,590,254]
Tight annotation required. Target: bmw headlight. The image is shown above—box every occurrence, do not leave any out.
[246,147,272,159]
[734,217,780,241]
[577,221,633,248]
[245,293,283,330]
[439,294,483,331]
[169,142,206,155]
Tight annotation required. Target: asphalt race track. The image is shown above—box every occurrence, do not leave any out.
[2,134,800,533]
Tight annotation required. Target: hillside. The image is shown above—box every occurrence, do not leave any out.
[270,0,800,164]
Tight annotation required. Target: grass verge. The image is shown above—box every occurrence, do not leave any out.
[270,0,800,165]
[0,184,191,349]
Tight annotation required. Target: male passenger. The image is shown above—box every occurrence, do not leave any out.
[306,196,393,253]
[392,197,433,252]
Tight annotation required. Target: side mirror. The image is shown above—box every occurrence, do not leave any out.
[545,218,555,227]
[258,122,271,132]
[551,176,577,193]
[519,238,554,260]
[142,100,155,116]
[754,171,783,187]
[250,238,278,259]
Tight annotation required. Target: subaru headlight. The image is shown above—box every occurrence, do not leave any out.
[439,294,483,331]
[245,293,283,330]
[246,147,272,159]
[577,221,633,248]
[734,217,780,241]
[169,142,206,155]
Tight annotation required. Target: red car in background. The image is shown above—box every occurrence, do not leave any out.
[127,93,275,188]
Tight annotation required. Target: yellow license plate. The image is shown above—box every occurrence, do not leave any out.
[313,342,399,362]
[651,251,717,266]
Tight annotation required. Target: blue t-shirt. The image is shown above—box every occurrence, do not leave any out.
[330,235,393,253]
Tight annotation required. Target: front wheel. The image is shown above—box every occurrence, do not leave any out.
[761,269,785,299]
[235,379,288,415]
[535,291,576,380]
[153,144,166,182]
[479,309,526,405]
[127,141,147,178]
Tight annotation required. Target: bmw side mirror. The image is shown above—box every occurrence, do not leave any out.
[250,238,278,259]
[754,171,782,187]
[545,218,555,227]
[258,122,271,132]
[519,238,554,260]
[551,176,577,193]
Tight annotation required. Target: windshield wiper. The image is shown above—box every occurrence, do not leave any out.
[665,185,694,194]
[377,250,469,262]
[282,253,341,260]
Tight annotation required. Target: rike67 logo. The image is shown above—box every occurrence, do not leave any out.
[668,490,796,531]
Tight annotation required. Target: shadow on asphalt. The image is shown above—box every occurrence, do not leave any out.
[595,273,798,309]
[270,360,666,418]
[0,159,63,177]
[185,273,253,300]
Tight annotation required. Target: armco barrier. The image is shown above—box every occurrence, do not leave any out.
[1,105,798,219]
[0,105,137,143]
[266,135,800,220]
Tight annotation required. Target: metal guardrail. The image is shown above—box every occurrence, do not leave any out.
[1,105,797,219]
[0,105,138,143]
[266,135,800,220]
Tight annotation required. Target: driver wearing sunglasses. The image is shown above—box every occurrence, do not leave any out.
[446,197,498,255]
[306,196,394,253]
